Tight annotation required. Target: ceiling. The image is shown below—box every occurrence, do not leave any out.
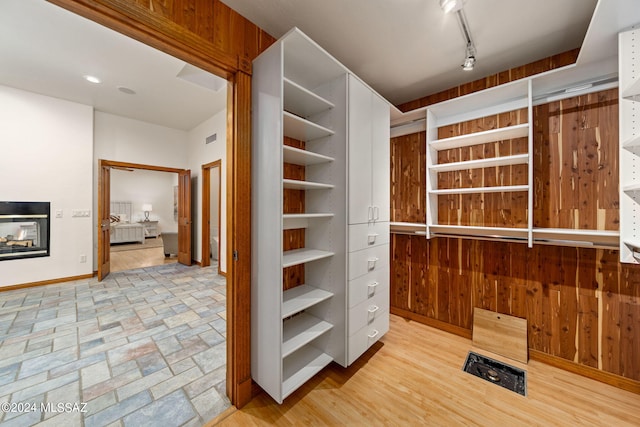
[222,0,600,105]
[0,0,227,131]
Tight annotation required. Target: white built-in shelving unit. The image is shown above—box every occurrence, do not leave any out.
[425,79,534,245]
[252,28,390,404]
[620,28,640,263]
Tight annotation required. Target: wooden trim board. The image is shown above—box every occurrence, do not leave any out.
[472,308,528,364]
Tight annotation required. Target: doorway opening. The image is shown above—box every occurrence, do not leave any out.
[202,160,223,275]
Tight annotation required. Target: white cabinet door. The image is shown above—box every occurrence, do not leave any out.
[371,93,390,222]
[348,76,373,225]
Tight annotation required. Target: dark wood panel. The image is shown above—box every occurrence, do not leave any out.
[533,89,619,230]
[282,137,306,290]
[390,132,426,223]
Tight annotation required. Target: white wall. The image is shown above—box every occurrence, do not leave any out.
[111,169,177,232]
[0,85,93,288]
[187,106,227,272]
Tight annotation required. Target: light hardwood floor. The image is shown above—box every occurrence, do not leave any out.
[110,245,177,272]
[213,315,640,426]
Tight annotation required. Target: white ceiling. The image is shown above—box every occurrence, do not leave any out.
[222,0,600,105]
[0,0,227,131]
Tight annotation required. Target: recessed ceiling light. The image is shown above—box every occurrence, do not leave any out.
[84,75,101,84]
[118,86,136,95]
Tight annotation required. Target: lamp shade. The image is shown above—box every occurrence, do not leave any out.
[142,204,153,212]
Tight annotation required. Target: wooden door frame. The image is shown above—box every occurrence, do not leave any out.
[201,160,222,275]
[48,0,254,408]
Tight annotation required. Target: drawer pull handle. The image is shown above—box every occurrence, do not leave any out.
[368,206,373,221]
[367,233,378,245]
[368,305,379,314]
[367,257,378,269]
[367,329,379,339]
[368,282,379,291]
[373,206,379,221]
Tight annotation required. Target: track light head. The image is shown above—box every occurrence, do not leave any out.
[440,0,465,13]
[462,55,476,71]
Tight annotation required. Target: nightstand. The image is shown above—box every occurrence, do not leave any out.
[138,220,159,238]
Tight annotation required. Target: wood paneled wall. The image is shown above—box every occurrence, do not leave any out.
[391,89,640,383]
[283,137,306,290]
[397,49,579,112]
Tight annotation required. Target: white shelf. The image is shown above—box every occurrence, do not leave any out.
[282,345,332,400]
[622,135,640,150]
[283,179,334,190]
[429,225,528,240]
[282,313,333,358]
[283,77,334,118]
[623,184,640,193]
[282,284,334,318]
[622,78,640,102]
[390,222,427,235]
[430,123,529,151]
[430,153,529,172]
[429,185,529,195]
[282,248,334,268]
[283,111,334,141]
[428,79,529,126]
[283,213,334,230]
[533,228,619,248]
[623,239,640,250]
[283,145,334,165]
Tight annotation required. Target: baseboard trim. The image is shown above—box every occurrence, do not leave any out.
[0,273,95,292]
[529,350,640,395]
[219,270,227,277]
[392,307,640,395]
[390,307,472,339]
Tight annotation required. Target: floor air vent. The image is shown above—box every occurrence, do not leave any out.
[463,351,527,396]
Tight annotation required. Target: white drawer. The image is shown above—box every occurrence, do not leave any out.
[348,222,389,252]
[348,244,389,280]
[347,311,389,365]
[348,270,389,308]
[348,290,389,335]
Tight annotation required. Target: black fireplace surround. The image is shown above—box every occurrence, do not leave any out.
[0,202,50,261]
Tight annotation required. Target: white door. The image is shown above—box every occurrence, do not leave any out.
[371,93,390,222]
[348,75,373,225]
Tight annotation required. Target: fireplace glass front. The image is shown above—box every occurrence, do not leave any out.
[0,202,50,261]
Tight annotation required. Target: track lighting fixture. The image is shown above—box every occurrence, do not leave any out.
[439,0,465,14]
[462,42,476,71]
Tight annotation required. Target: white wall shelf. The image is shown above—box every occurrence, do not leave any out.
[282,284,334,318]
[283,77,334,118]
[282,313,333,358]
[623,184,640,193]
[429,185,529,195]
[283,145,334,165]
[622,77,640,102]
[282,248,334,268]
[283,179,334,190]
[282,346,332,399]
[622,135,640,150]
[430,123,529,151]
[284,111,334,141]
[429,153,529,172]
[425,78,533,246]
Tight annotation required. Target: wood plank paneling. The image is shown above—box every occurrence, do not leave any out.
[390,132,426,223]
[397,49,579,112]
[283,137,305,290]
[391,89,639,384]
[533,89,619,230]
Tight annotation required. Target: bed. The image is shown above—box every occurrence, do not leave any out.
[110,201,144,245]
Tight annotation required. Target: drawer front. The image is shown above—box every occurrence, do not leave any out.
[348,222,390,252]
[348,290,389,335]
[348,269,389,308]
[348,244,389,280]
[347,311,389,365]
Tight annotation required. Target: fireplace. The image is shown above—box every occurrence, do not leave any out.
[0,202,50,261]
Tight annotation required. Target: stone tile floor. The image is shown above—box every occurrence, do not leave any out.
[0,264,229,427]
